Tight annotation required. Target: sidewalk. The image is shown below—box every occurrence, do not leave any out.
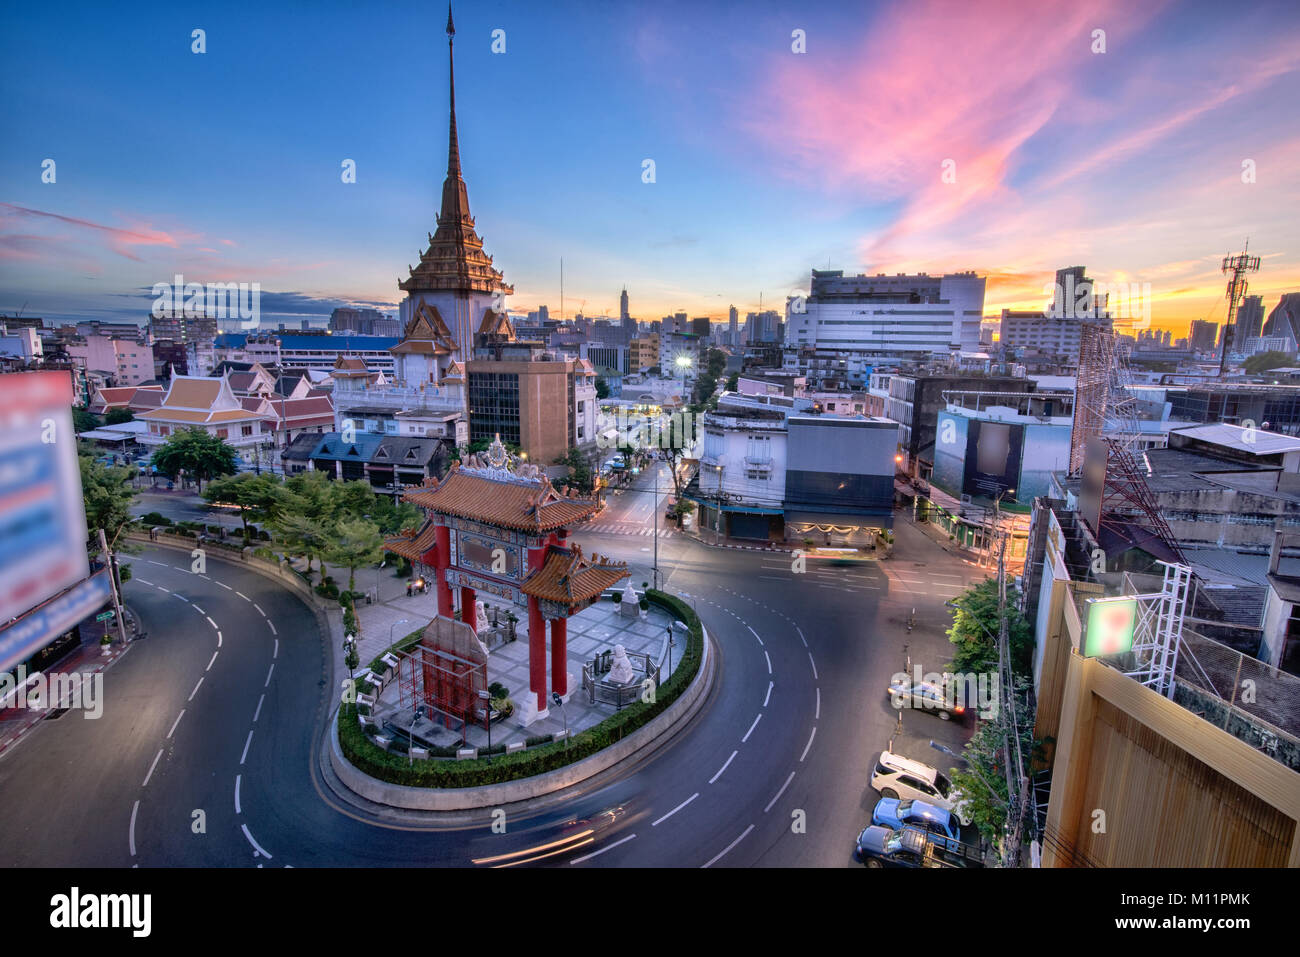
[0,626,135,758]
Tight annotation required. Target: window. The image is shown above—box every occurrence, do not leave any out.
[241,425,254,436]
[216,428,228,439]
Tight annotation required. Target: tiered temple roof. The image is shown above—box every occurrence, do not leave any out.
[521,544,629,604]
[398,8,512,300]
[400,461,598,533]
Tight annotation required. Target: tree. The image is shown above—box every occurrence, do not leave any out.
[553,446,596,495]
[72,407,100,435]
[104,407,135,425]
[150,427,238,490]
[725,372,739,391]
[79,453,139,604]
[946,577,1033,680]
[273,513,330,582]
[1243,350,1296,374]
[203,472,280,543]
[328,518,385,593]
[595,377,610,400]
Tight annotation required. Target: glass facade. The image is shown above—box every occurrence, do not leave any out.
[468,372,521,446]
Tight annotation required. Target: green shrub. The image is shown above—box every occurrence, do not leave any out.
[525,734,554,747]
[140,512,172,527]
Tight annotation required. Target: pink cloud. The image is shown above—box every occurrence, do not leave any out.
[0,203,191,262]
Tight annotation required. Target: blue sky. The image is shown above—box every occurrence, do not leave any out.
[2,0,1298,331]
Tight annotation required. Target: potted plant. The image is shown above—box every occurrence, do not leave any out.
[100,634,113,656]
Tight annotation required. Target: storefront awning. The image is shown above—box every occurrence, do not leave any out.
[785,510,893,530]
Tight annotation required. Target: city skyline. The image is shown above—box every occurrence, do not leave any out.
[2,0,1298,333]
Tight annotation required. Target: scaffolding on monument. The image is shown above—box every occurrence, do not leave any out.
[1119,561,1193,699]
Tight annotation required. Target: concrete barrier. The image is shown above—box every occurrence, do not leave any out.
[328,624,715,811]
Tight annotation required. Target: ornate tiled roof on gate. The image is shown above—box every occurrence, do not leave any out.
[402,461,597,532]
[384,520,440,562]
[521,544,629,604]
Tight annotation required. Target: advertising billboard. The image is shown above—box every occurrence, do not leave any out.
[1082,596,1138,658]
[0,372,90,628]
[962,419,1024,501]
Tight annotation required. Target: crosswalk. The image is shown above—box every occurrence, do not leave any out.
[579,522,675,538]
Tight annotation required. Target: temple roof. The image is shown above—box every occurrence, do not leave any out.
[477,308,515,338]
[384,520,440,562]
[398,13,512,299]
[402,461,598,532]
[392,299,457,355]
[521,544,630,605]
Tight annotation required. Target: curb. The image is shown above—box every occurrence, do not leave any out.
[326,623,717,812]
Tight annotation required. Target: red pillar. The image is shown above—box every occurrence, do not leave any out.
[461,586,477,632]
[551,616,568,697]
[434,523,453,618]
[528,596,546,713]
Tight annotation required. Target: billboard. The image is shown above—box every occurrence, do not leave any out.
[1082,596,1138,658]
[962,419,1023,501]
[0,372,90,628]
[0,571,111,674]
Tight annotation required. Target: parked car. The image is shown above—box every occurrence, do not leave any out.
[854,824,979,868]
[871,797,960,842]
[887,675,964,720]
[870,750,972,826]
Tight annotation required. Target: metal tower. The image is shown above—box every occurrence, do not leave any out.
[1218,240,1262,376]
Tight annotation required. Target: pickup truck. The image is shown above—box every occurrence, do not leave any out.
[855,825,983,868]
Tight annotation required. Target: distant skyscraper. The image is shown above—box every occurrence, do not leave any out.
[1235,295,1265,343]
[1188,319,1219,353]
[538,304,549,323]
[620,287,629,321]
[728,305,738,346]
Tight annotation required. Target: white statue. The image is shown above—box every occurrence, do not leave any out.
[475,599,487,633]
[620,583,640,619]
[607,644,636,684]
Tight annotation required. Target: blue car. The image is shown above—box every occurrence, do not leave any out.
[871,797,960,842]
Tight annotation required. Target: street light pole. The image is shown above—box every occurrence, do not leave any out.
[652,469,660,591]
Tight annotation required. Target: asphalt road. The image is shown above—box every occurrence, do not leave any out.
[0,467,985,867]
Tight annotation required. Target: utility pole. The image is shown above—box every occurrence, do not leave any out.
[98,528,128,645]
[652,468,660,590]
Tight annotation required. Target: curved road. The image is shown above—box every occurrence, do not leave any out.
[0,473,982,867]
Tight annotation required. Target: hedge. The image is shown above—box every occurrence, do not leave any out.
[337,589,704,788]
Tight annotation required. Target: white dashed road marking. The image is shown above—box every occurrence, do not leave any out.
[651,792,699,827]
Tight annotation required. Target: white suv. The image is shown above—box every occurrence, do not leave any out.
[870,750,972,826]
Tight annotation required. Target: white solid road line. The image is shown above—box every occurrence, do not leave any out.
[264,663,275,687]
[253,693,265,722]
[702,824,754,868]
[240,823,271,859]
[205,651,218,672]
[741,712,762,743]
[651,792,699,827]
[188,677,204,701]
[748,625,763,646]
[166,709,185,739]
[570,833,636,864]
[234,774,242,814]
[764,771,796,813]
[129,800,139,857]
[800,726,817,762]
[764,650,772,674]
[240,730,254,766]
[709,750,738,785]
[764,681,773,708]
[142,749,163,787]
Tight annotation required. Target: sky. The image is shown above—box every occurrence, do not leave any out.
[2,0,1298,335]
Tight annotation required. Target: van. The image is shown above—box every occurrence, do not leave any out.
[869,750,971,826]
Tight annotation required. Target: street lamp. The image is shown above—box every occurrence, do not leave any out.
[478,688,492,753]
[389,618,410,645]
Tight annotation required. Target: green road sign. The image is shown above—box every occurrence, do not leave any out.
[95,610,116,622]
